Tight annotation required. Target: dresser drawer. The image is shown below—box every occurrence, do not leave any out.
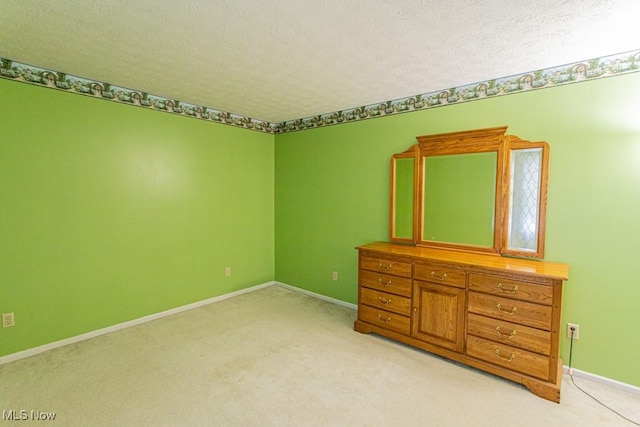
[469,273,553,305]
[358,304,411,335]
[467,336,551,381]
[414,262,466,288]
[359,269,412,297]
[360,255,412,278]
[468,292,552,330]
[360,287,411,316]
[467,313,551,355]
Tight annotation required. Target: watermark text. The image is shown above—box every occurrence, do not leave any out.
[2,409,56,421]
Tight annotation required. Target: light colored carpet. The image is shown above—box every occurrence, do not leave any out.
[1,285,638,426]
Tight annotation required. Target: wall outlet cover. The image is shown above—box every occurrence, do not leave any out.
[2,312,15,328]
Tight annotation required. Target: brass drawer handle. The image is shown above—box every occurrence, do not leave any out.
[496,326,517,340]
[497,283,518,294]
[495,348,515,362]
[377,297,390,305]
[378,262,393,271]
[377,278,392,287]
[430,271,447,281]
[377,314,391,323]
[496,303,517,315]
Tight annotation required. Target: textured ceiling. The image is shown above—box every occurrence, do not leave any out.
[1,0,639,123]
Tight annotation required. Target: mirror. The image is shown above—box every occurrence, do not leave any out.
[390,146,418,243]
[389,127,549,258]
[503,136,549,258]
[422,152,496,247]
[417,127,506,254]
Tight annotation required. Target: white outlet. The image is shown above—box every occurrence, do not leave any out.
[2,312,15,328]
[332,271,338,281]
[567,323,580,340]
[225,267,231,277]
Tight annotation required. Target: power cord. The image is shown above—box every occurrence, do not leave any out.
[568,327,640,426]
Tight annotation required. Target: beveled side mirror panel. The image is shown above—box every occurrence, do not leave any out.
[502,136,550,259]
[390,145,419,243]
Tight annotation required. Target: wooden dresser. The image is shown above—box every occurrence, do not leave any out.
[354,242,570,402]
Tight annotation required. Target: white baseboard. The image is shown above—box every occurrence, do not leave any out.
[274,281,357,310]
[564,366,640,396]
[0,281,275,365]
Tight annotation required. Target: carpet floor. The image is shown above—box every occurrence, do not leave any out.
[1,285,638,426]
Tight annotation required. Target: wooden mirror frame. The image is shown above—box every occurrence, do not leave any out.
[417,127,507,254]
[389,126,550,259]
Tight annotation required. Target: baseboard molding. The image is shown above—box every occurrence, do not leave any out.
[274,281,357,310]
[564,366,640,396]
[0,281,275,365]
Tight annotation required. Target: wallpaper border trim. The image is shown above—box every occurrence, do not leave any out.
[0,58,277,134]
[2,50,639,134]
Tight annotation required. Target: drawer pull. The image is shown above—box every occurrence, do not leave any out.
[430,271,447,281]
[377,297,390,305]
[497,283,518,294]
[495,326,517,340]
[377,314,391,323]
[496,303,517,315]
[378,262,393,271]
[377,278,392,287]
[495,348,515,362]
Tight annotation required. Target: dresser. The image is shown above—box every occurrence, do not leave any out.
[354,242,570,402]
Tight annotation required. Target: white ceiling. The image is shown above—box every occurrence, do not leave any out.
[1,0,639,124]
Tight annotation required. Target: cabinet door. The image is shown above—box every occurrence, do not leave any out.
[412,280,465,352]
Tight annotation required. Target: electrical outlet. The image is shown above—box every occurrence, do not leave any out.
[2,312,15,328]
[567,323,580,340]
[225,267,231,277]
[332,271,339,281]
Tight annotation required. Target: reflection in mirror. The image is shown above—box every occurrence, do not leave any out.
[508,148,542,252]
[423,153,496,247]
[393,157,415,240]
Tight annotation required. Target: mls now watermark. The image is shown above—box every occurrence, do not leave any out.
[2,409,57,421]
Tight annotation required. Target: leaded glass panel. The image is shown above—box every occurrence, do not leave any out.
[508,148,542,252]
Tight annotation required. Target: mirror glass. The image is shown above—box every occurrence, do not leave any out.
[392,157,415,240]
[422,152,497,247]
[507,147,543,253]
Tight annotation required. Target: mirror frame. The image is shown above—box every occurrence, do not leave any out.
[389,126,549,259]
[417,126,507,254]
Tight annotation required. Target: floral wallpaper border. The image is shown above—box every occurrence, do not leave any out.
[276,49,640,133]
[0,58,277,134]
[2,49,639,135]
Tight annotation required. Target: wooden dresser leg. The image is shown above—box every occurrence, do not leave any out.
[354,320,373,334]
[522,359,563,403]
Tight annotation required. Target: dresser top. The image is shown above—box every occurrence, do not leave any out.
[357,242,569,281]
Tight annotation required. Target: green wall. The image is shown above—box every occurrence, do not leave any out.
[393,157,414,239]
[0,79,274,356]
[423,152,496,246]
[2,69,639,389]
[275,72,640,387]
